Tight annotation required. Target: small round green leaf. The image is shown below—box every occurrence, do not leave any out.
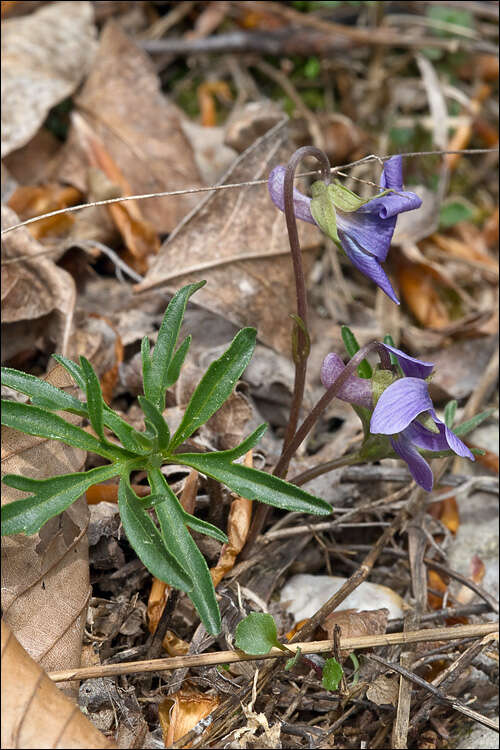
[235,612,282,655]
[322,658,344,691]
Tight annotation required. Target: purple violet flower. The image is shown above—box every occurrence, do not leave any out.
[268,156,422,304]
[320,343,474,491]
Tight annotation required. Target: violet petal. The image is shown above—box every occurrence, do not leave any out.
[320,352,373,408]
[382,344,435,379]
[337,228,400,304]
[268,166,316,225]
[370,377,433,434]
[336,209,396,262]
[391,433,434,491]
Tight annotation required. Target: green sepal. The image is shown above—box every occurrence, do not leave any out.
[341,326,372,378]
[138,396,170,450]
[417,412,440,434]
[328,181,390,213]
[149,282,206,409]
[169,327,257,451]
[148,469,221,635]
[118,478,193,593]
[371,368,395,406]
[1,463,121,536]
[79,356,105,440]
[1,367,86,414]
[310,180,339,243]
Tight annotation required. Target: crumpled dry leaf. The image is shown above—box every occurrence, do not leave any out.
[1,205,76,361]
[1,620,117,749]
[159,689,220,747]
[1,364,90,696]
[322,608,390,644]
[366,673,399,708]
[396,257,452,330]
[136,119,321,355]
[52,21,202,234]
[1,1,97,158]
[8,183,82,240]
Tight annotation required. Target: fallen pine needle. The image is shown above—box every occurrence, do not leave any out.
[48,622,497,683]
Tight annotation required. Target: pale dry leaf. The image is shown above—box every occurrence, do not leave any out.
[1,205,76,360]
[1,620,117,750]
[52,21,203,234]
[366,673,399,708]
[136,119,321,354]
[1,1,97,157]
[322,608,390,644]
[159,690,220,747]
[1,365,90,696]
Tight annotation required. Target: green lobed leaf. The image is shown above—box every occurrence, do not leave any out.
[79,357,105,440]
[52,354,86,390]
[453,408,495,437]
[322,658,343,690]
[1,400,125,460]
[118,478,193,593]
[182,511,228,544]
[1,367,86,414]
[149,282,206,409]
[444,399,458,428]
[138,396,170,450]
[101,406,153,453]
[235,612,283,655]
[164,336,192,390]
[341,326,372,378]
[169,327,257,451]
[141,336,154,403]
[148,469,221,635]
[173,445,332,516]
[310,181,339,243]
[2,463,120,536]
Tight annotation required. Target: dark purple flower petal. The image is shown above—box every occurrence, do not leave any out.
[405,420,474,461]
[359,190,422,220]
[268,166,316,225]
[336,209,396,262]
[337,228,400,304]
[381,155,403,190]
[320,352,373,408]
[370,377,433,434]
[391,433,434,491]
[382,344,434,379]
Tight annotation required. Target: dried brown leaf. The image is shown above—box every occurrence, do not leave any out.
[8,184,82,240]
[1,205,76,360]
[1,620,117,749]
[1,1,97,158]
[136,120,321,354]
[1,365,89,695]
[366,673,399,707]
[322,608,389,645]
[159,690,220,746]
[52,22,203,234]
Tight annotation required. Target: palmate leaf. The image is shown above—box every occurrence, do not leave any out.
[118,479,192,593]
[2,464,121,536]
[0,400,127,460]
[169,327,257,451]
[148,468,221,635]
[146,281,206,409]
[173,430,332,516]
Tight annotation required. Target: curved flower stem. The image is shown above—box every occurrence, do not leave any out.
[274,341,390,479]
[279,146,331,475]
[289,452,364,487]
